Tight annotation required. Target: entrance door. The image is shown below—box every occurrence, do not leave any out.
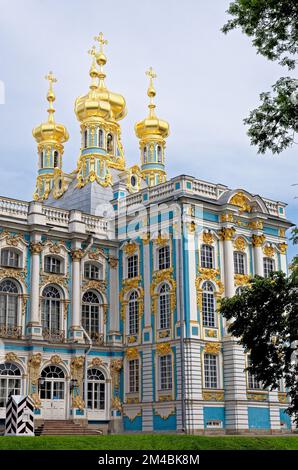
[86,368,107,420]
[40,365,66,420]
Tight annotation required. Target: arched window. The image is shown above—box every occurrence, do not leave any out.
[40,151,44,169]
[157,145,162,163]
[263,258,275,278]
[107,133,113,153]
[44,256,61,274]
[82,291,102,343]
[40,365,65,400]
[0,363,22,407]
[0,280,19,328]
[98,129,104,148]
[159,284,171,330]
[158,245,170,270]
[234,252,245,275]
[128,291,139,335]
[41,285,61,333]
[53,151,59,168]
[84,262,103,280]
[1,249,20,268]
[84,129,88,148]
[86,368,105,410]
[200,245,214,269]
[202,281,216,328]
[143,146,147,163]
[127,255,138,279]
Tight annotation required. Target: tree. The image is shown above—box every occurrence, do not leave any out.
[222,0,298,154]
[220,271,298,422]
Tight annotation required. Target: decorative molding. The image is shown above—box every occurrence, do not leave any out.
[50,354,62,365]
[263,245,275,258]
[90,357,104,367]
[247,392,268,402]
[220,213,234,223]
[108,256,118,268]
[126,348,139,360]
[40,273,69,290]
[5,352,19,363]
[71,249,84,261]
[202,231,214,245]
[249,220,263,230]
[278,392,287,403]
[0,267,27,287]
[202,390,224,401]
[123,242,137,256]
[111,396,122,412]
[278,243,287,255]
[153,234,169,247]
[72,395,85,410]
[230,192,252,213]
[234,274,250,286]
[0,231,26,247]
[28,353,42,386]
[252,234,266,247]
[30,242,44,255]
[156,342,172,356]
[204,342,221,354]
[219,227,236,241]
[233,236,247,252]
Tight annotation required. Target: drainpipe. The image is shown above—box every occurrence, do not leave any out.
[174,196,186,433]
[81,325,92,420]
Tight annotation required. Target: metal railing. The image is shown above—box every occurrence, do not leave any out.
[0,324,22,339]
[42,328,65,343]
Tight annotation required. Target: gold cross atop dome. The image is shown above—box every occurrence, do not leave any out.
[94,32,108,52]
[146,67,157,116]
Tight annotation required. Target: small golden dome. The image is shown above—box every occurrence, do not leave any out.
[135,67,169,140]
[32,72,69,144]
[74,34,127,124]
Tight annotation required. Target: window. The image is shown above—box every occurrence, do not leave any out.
[129,359,139,393]
[202,281,216,328]
[234,252,245,275]
[159,284,171,330]
[158,245,170,270]
[263,258,275,278]
[44,256,61,274]
[159,354,172,391]
[41,285,61,332]
[143,146,147,163]
[84,129,88,148]
[247,356,261,390]
[128,291,139,335]
[53,151,59,168]
[201,245,214,269]
[127,255,138,279]
[40,365,65,400]
[0,363,22,407]
[98,128,104,147]
[204,354,218,389]
[1,249,20,268]
[82,291,102,343]
[157,145,162,163]
[0,280,19,327]
[40,151,44,169]
[107,133,113,153]
[84,262,102,280]
[86,368,105,410]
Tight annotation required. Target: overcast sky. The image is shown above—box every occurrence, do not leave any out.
[0,0,297,259]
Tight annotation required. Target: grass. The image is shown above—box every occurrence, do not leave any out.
[0,435,298,450]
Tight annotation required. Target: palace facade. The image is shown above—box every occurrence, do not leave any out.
[0,34,293,433]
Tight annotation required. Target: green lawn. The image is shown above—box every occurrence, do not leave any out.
[0,435,298,450]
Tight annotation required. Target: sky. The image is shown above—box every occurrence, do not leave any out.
[0,0,297,260]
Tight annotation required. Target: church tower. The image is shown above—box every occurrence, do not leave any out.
[135,68,169,187]
[74,33,127,189]
[32,72,69,201]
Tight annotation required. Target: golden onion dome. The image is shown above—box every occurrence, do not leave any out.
[74,34,127,124]
[32,72,69,144]
[135,67,169,140]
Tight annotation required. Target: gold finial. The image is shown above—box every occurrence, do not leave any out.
[94,33,108,86]
[45,71,57,123]
[88,46,99,89]
[146,67,157,117]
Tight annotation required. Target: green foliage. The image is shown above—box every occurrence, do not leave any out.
[222,0,298,154]
[220,271,298,421]
[1,435,298,450]
[244,77,298,154]
[222,0,298,69]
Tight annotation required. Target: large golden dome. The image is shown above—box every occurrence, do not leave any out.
[135,67,169,140]
[74,35,127,124]
[32,72,69,144]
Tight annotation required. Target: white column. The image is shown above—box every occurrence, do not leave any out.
[109,254,120,333]
[28,236,43,338]
[252,234,265,276]
[221,228,235,297]
[279,243,288,274]
[70,244,84,341]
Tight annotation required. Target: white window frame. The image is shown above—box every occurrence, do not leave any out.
[127,254,139,279]
[1,248,21,269]
[128,359,140,393]
[204,353,218,389]
[202,281,216,328]
[159,354,173,391]
[233,251,246,275]
[263,257,275,278]
[200,244,214,269]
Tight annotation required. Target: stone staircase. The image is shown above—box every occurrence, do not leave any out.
[35,420,103,436]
